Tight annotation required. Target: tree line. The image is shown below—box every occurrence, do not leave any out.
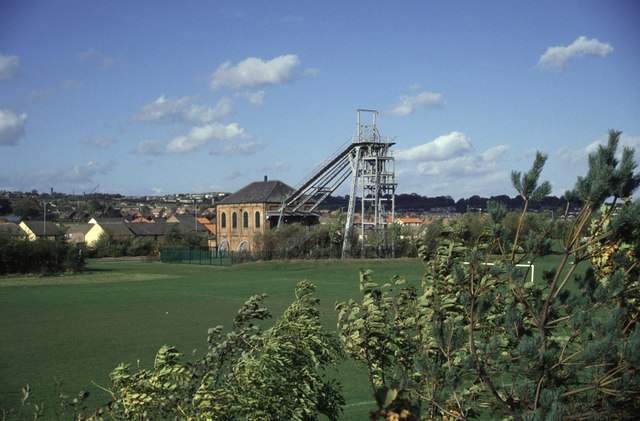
[321,192,572,213]
[1,190,572,222]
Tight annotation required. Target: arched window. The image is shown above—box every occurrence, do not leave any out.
[243,211,249,228]
[221,212,226,228]
[232,212,237,228]
[255,211,260,228]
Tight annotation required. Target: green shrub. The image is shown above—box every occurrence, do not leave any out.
[99,282,344,420]
[0,233,84,275]
[337,132,640,420]
[89,233,157,258]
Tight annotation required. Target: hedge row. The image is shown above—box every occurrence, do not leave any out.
[0,233,85,275]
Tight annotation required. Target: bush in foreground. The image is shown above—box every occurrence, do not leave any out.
[337,131,640,419]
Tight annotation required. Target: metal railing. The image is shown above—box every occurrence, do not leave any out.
[161,248,235,266]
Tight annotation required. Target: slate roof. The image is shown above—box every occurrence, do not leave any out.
[21,221,63,236]
[219,180,295,205]
[127,222,166,236]
[64,223,93,235]
[98,222,134,237]
[167,215,208,232]
[0,222,25,236]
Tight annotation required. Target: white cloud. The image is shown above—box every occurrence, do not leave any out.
[131,139,167,155]
[23,161,113,185]
[417,153,499,177]
[480,144,511,162]
[388,91,444,116]
[80,135,116,148]
[621,133,640,151]
[556,133,640,165]
[209,54,308,91]
[413,171,510,199]
[182,98,235,124]
[165,122,250,154]
[132,120,251,155]
[538,36,613,71]
[23,89,53,103]
[77,48,126,69]
[235,90,266,108]
[0,109,27,146]
[133,95,235,125]
[133,95,191,123]
[0,54,20,82]
[395,132,473,161]
[397,143,511,197]
[5,80,84,109]
[218,139,267,156]
[556,142,597,166]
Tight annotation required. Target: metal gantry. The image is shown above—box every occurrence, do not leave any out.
[341,110,396,258]
[277,109,396,258]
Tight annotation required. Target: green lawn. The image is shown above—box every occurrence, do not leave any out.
[0,254,582,420]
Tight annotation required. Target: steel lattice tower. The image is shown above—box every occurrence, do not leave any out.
[342,110,396,258]
[276,109,396,258]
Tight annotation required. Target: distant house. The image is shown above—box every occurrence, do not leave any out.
[166,214,209,233]
[89,217,127,224]
[19,221,63,241]
[0,222,26,238]
[127,220,167,242]
[85,221,134,246]
[395,217,424,227]
[64,223,93,244]
[198,217,216,236]
[198,217,217,250]
[216,179,318,252]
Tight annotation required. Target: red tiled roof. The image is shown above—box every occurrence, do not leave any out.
[203,223,216,235]
[398,217,424,224]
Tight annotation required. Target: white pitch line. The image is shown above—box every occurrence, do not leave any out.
[345,400,376,408]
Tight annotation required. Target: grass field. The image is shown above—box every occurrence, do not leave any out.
[0,254,584,420]
[1,258,427,420]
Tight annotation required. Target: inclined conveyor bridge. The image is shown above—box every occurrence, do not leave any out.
[277,109,397,257]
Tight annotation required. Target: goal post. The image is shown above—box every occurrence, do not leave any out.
[462,261,535,283]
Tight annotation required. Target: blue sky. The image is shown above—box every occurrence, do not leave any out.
[1,1,639,199]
